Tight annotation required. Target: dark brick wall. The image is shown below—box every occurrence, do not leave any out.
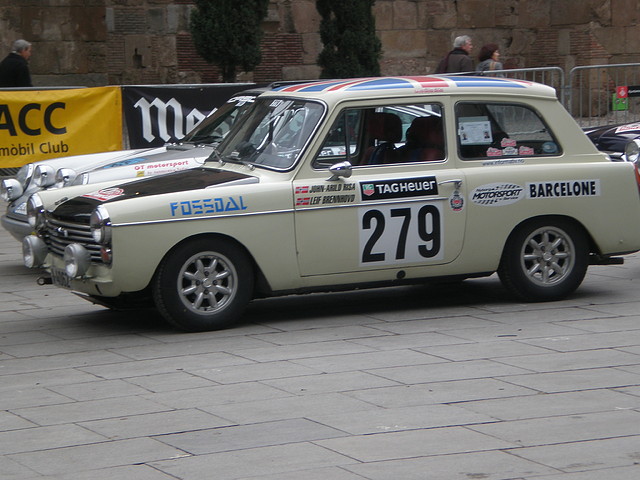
[0,0,637,86]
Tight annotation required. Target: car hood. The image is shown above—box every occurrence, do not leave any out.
[584,123,640,153]
[32,147,164,173]
[53,168,258,217]
[90,143,211,171]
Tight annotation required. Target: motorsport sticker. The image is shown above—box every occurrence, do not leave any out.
[449,191,464,211]
[82,187,125,202]
[134,159,196,178]
[360,176,438,200]
[615,123,640,134]
[470,183,524,206]
[526,180,601,199]
[519,146,534,155]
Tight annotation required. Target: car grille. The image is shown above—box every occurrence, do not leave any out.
[43,214,103,263]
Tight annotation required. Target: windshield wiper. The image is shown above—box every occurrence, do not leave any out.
[222,154,256,170]
[205,147,256,170]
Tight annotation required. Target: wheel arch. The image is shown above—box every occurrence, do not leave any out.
[153,232,273,298]
[502,214,599,259]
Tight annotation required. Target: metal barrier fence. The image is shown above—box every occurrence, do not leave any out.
[483,66,566,103]
[486,63,640,127]
[568,63,640,127]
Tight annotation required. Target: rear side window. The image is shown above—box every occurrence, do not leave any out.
[456,102,561,160]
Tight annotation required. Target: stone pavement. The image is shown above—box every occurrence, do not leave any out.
[1,224,640,480]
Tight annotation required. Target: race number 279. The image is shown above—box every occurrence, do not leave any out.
[359,203,443,265]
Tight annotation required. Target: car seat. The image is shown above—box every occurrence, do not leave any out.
[362,112,403,165]
[400,116,445,162]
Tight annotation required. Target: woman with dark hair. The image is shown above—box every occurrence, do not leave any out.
[476,44,503,76]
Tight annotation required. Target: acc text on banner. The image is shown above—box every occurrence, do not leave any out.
[0,86,122,173]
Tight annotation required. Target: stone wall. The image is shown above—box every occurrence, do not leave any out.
[0,0,638,87]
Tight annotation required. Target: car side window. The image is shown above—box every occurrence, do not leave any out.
[313,103,445,168]
[456,102,561,160]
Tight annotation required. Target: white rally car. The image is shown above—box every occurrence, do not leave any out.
[22,76,640,331]
[1,89,264,240]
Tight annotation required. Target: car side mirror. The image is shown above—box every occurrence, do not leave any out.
[328,161,352,181]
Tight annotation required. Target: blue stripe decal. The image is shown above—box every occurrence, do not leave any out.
[451,77,526,88]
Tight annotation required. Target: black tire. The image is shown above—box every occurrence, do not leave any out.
[153,237,254,332]
[497,218,588,302]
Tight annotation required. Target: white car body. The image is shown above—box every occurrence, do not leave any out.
[23,76,640,332]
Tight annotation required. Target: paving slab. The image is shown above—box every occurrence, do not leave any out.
[2,225,640,479]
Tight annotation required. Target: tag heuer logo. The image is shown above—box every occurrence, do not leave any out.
[362,184,375,196]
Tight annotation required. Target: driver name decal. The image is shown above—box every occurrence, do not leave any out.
[170,196,247,216]
[527,180,601,199]
[360,176,438,200]
[294,183,357,207]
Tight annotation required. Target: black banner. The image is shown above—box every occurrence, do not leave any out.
[122,84,256,148]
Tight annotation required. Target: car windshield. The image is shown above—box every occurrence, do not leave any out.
[182,94,259,145]
[215,97,325,170]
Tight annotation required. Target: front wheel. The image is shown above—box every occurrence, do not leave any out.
[153,237,254,332]
[497,218,588,302]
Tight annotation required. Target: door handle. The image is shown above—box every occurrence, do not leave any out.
[438,179,463,189]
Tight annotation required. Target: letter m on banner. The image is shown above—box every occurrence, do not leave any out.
[122,84,256,148]
[133,97,204,143]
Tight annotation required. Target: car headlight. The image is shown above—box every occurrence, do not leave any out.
[625,140,640,164]
[1,178,23,202]
[26,194,45,230]
[55,168,77,188]
[64,244,91,277]
[16,163,34,188]
[90,205,112,245]
[23,235,48,268]
[33,164,56,188]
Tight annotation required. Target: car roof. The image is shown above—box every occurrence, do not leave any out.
[264,75,557,102]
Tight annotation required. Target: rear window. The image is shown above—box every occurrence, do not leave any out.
[456,102,561,160]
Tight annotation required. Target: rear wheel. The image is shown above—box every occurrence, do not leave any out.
[498,218,588,302]
[153,237,253,332]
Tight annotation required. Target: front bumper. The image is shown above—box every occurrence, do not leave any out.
[49,254,121,297]
[1,213,32,241]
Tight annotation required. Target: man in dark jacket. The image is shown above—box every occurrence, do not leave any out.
[0,39,33,88]
[435,35,474,74]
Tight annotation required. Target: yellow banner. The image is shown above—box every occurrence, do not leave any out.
[0,86,122,168]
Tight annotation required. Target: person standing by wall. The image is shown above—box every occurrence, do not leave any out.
[0,39,33,88]
[435,35,474,74]
[476,44,504,76]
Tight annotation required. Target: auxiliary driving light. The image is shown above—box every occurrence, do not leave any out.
[1,178,23,202]
[625,140,640,164]
[55,168,78,188]
[33,165,56,188]
[64,244,91,278]
[22,236,48,268]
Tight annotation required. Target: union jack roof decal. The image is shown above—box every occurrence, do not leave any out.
[274,76,532,93]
